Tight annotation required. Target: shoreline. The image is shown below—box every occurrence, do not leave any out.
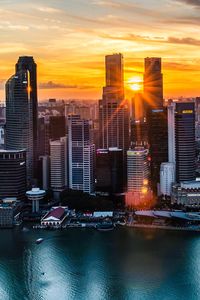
[31,222,200,233]
[126,223,200,232]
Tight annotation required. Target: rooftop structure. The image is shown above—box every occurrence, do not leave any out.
[26,188,45,213]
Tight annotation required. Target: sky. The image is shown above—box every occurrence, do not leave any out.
[0,0,200,100]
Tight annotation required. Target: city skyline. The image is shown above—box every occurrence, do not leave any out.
[0,0,200,100]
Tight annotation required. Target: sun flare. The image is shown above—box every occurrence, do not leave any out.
[127,76,143,91]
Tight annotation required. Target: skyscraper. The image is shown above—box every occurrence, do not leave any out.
[144,57,163,109]
[160,162,175,196]
[68,115,95,194]
[50,137,67,197]
[99,54,129,153]
[6,56,38,186]
[147,108,168,194]
[0,150,26,200]
[127,147,149,193]
[168,102,196,183]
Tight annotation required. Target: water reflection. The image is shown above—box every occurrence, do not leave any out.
[0,228,199,299]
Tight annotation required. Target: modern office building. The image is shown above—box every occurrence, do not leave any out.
[127,147,149,193]
[171,181,200,208]
[168,101,196,183]
[0,199,19,228]
[176,102,196,182]
[160,162,175,196]
[49,115,66,140]
[148,107,168,194]
[144,57,163,109]
[68,115,95,194]
[130,120,148,147]
[95,149,111,195]
[99,53,129,154]
[131,93,145,121]
[38,155,50,190]
[6,56,38,186]
[96,148,124,195]
[50,137,67,196]
[0,150,26,200]
[126,147,152,208]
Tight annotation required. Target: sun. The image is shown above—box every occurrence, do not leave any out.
[127,76,143,92]
[130,83,141,91]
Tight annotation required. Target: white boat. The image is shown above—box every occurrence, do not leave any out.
[36,238,44,244]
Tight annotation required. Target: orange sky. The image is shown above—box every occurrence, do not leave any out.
[0,0,200,101]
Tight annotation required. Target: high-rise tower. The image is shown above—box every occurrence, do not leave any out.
[168,102,196,183]
[144,57,163,109]
[99,54,129,153]
[6,56,38,186]
[68,115,95,194]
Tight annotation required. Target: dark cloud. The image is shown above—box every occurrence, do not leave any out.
[100,32,200,47]
[176,0,200,7]
[39,81,96,90]
[163,62,200,72]
[167,36,200,46]
[39,81,77,89]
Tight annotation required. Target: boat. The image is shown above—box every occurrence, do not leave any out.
[96,222,115,231]
[36,238,44,244]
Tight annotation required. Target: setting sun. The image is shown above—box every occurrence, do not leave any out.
[127,76,143,92]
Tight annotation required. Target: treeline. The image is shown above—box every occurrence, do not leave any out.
[60,189,115,211]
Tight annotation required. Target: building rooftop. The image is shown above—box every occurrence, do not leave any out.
[44,207,65,220]
[26,188,46,196]
[0,149,26,153]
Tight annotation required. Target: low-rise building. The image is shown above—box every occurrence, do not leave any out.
[41,207,67,226]
[172,181,200,208]
[0,198,19,228]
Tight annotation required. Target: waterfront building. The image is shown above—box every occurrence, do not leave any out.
[99,54,129,154]
[6,56,38,186]
[171,181,200,208]
[68,115,95,194]
[126,147,152,208]
[127,147,149,193]
[144,57,163,110]
[0,199,18,228]
[96,148,124,196]
[41,207,67,226]
[50,137,67,196]
[26,187,46,213]
[0,150,26,200]
[160,162,175,196]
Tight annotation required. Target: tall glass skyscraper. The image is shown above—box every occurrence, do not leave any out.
[68,115,95,194]
[144,57,163,109]
[168,102,196,182]
[5,56,38,186]
[99,54,129,154]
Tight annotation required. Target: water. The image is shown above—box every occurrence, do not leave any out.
[0,227,200,300]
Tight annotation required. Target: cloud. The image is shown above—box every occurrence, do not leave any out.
[39,81,77,89]
[176,0,200,7]
[167,36,200,46]
[100,32,200,47]
[37,7,61,13]
[39,81,97,90]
